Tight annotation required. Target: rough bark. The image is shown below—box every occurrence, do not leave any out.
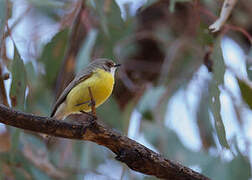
[0,104,210,180]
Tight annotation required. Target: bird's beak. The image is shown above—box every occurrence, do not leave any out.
[114,64,121,67]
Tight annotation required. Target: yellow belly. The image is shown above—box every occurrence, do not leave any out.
[65,69,114,114]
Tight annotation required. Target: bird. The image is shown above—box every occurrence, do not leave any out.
[50,58,121,120]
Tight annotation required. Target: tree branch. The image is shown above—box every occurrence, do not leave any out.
[0,104,210,180]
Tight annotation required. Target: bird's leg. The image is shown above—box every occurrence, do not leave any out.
[76,101,95,118]
[88,86,96,117]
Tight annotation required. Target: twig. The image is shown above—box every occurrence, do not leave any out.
[0,104,210,180]
[209,0,238,32]
[200,5,252,44]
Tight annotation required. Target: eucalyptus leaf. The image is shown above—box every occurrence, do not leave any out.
[97,97,123,130]
[30,166,52,180]
[246,49,252,81]
[25,62,37,87]
[209,81,229,149]
[237,78,252,109]
[95,0,135,59]
[0,0,6,48]
[137,86,165,120]
[196,85,215,149]
[226,154,251,180]
[10,45,27,110]
[142,122,214,166]
[10,128,21,162]
[38,29,69,86]
[209,39,229,149]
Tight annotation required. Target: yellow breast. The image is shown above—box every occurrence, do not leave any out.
[65,68,114,114]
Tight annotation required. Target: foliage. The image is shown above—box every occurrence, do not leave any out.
[0,0,251,179]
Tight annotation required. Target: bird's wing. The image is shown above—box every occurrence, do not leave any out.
[50,68,93,117]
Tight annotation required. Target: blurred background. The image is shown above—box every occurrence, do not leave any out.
[0,0,252,179]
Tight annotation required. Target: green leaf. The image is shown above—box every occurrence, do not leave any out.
[10,45,27,110]
[142,122,213,166]
[246,49,252,81]
[9,128,21,165]
[30,166,52,180]
[196,86,216,149]
[25,62,37,87]
[212,39,225,85]
[97,97,123,130]
[237,78,252,109]
[209,39,229,149]
[209,80,229,149]
[0,0,6,47]
[94,0,135,59]
[38,29,69,86]
[75,29,98,74]
[91,0,109,36]
[196,22,214,46]
[137,86,165,120]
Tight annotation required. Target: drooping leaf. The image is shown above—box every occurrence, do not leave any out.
[10,128,21,162]
[75,29,98,74]
[213,39,225,85]
[196,22,214,46]
[196,85,216,149]
[137,86,165,121]
[0,0,6,48]
[25,62,38,88]
[94,0,135,59]
[26,85,53,116]
[209,39,229,149]
[10,45,27,110]
[26,56,53,115]
[97,97,123,130]
[209,83,229,149]
[237,78,252,109]
[227,153,251,179]
[227,138,251,180]
[142,122,215,167]
[38,29,69,86]
[246,49,252,81]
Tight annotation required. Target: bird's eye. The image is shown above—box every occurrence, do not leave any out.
[106,62,114,68]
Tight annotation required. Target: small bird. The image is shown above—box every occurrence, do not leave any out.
[50,58,121,120]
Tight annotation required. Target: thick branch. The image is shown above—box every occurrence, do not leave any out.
[0,104,210,180]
